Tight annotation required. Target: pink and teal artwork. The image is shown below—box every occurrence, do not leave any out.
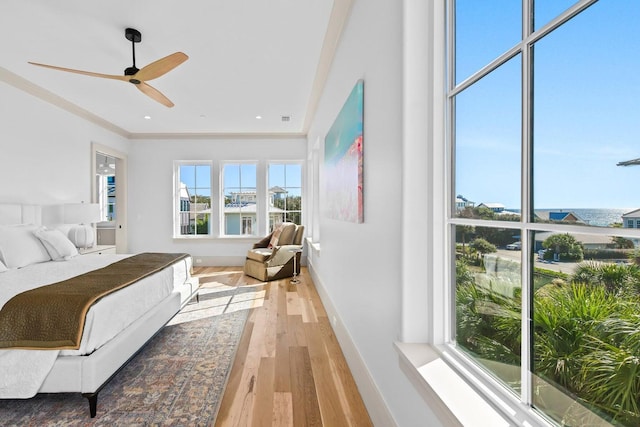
[324,79,364,223]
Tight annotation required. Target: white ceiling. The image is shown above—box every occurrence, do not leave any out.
[0,0,350,137]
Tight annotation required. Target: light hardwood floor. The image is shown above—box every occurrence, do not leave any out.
[192,266,373,427]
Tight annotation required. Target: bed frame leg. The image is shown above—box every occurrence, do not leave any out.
[82,392,98,418]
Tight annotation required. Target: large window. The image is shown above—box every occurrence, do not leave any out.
[222,163,257,236]
[174,161,303,238]
[176,163,212,236]
[268,163,302,231]
[449,1,640,425]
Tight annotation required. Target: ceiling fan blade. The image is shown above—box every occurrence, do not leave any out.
[136,81,174,108]
[28,62,129,82]
[134,52,188,82]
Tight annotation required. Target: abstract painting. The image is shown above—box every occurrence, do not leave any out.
[324,79,364,223]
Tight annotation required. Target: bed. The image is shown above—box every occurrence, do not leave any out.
[0,204,199,417]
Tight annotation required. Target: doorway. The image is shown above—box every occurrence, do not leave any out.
[92,143,128,253]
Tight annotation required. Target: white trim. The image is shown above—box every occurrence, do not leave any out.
[173,160,215,238]
[220,161,259,237]
[0,67,129,138]
[307,262,398,427]
[91,143,127,253]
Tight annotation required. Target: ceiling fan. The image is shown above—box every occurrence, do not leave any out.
[28,28,188,108]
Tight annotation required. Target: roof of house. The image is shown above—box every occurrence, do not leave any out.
[478,203,505,209]
[622,208,640,218]
[224,205,286,214]
[534,210,585,223]
[270,186,288,194]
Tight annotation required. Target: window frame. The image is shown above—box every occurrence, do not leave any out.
[174,161,214,238]
[174,160,305,239]
[267,161,304,232]
[440,0,640,425]
[220,161,259,237]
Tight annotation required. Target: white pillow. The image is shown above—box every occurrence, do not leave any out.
[0,225,51,269]
[0,259,7,273]
[33,227,79,261]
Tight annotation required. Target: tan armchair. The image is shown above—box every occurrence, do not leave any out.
[243,222,304,281]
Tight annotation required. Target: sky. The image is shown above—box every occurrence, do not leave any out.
[180,163,302,198]
[454,1,640,210]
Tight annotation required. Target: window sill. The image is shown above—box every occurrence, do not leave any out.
[173,235,258,242]
[305,237,321,252]
[395,342,532,427]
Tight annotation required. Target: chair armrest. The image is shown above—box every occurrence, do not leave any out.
[266,245,302,267]
[277,244,303,252]
[253,233,273,249]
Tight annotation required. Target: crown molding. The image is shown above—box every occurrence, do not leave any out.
[128,132,307,140]
[302,0,355,133]
[0,66,130,138]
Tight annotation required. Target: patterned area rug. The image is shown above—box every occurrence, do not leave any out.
[0,279,257,426]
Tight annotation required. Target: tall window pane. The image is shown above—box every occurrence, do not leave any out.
[451,0,640,424]
[454,0,520,84]
[223,163,257,236]
[455,225,522,391]
[455,56,521,219]
[533,2,640,223]
[178,164,211,236]
[532,230,640,426]
[268,163,302,231]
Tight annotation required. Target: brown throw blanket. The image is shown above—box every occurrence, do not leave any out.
[0,252,189,350]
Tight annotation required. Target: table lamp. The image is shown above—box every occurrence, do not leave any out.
[63,203,101,249]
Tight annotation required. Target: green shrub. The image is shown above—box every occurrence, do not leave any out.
[456,260,640,425]
[583,248,631,260]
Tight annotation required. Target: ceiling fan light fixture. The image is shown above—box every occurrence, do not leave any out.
[28,27,188,108]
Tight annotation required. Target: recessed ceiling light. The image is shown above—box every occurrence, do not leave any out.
[144,115,151,120]
[255,115,262,119]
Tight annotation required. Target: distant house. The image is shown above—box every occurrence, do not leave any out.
[455,195,475,211]
[225,188,288,235]
[534,210,585,224]
[179,183,192,234]
[477,202,505,213]
[622,208,640,229]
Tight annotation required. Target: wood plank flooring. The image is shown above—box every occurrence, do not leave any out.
[192,266,373,427]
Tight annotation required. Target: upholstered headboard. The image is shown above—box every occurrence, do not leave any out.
[0,204,42,225]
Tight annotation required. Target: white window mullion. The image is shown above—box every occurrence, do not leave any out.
[445,0,457,345]
[520,0,533,408]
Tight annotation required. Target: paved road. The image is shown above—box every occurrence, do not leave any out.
[495,249,579,275]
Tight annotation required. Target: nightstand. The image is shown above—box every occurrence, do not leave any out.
[79,245,117,255]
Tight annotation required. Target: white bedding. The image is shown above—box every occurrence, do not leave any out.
[0,254,190,398]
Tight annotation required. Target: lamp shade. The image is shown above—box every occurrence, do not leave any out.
[63,203,101,224]
[63,203,100,249]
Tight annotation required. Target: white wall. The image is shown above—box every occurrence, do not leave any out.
[306,0,441,426]
[0,82,129,205]
[0,1,443,422]
[126,137,306,263]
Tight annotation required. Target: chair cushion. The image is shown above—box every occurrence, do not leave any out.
[247,247,273,263]
[276,223,297,246]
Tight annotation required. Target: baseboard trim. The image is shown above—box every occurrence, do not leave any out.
[307,262,398,427]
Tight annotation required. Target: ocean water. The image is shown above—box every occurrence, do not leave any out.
[567,208,632,227]
[509,208,634,227]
